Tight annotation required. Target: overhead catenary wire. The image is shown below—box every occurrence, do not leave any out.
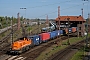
[25,0,73,18]
[27,0,72,9]
[35,2,88,18]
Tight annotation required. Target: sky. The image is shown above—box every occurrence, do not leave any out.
[0,0,90,19]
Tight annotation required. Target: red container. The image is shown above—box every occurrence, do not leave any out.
[39,32,50,42]
[72,27,76,32]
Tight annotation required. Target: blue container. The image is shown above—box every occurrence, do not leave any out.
[49,31,56,39]
[55,30,59,37]
[76,27,78,31]
[56,30,60,36]
[69,28,72,33]
[60,30,63,35]
[28,35,41,45]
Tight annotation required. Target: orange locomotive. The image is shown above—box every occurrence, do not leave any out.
[9,38,32,54]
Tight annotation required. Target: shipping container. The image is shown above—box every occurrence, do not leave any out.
[49,31,57,39]
[39,32,50,42]
[69,28,72,33]
[72,27,77,32]
[55,30,60,36]
[60,30,63,35]
[28,35,41,45]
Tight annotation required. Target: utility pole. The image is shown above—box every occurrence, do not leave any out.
[46,15,49,26]
[58,18,60,30]
[67,17,70,45]
[81,8,84,18]
[86,13,89,47]
[58,6,60,30]
[46,15,49,32]
[17,13,21,30]
[28,19,31,35]
[58,6,60,17]
[82,0,89,47]
[37,18,40,34]
[11,19,13,46]
[57,6,61,46]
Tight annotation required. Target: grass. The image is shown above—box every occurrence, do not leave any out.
[70,45,90,60]
[70,33,90,60]
[0,23,46,42]
[36,44,67,60]
[71,47,84,60]
[36,36,85,60]
[36,33,90,60]
[0,30,11,40]
[62,36,85,45]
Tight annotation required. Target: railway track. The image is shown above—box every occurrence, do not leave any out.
[2,36,68,60]
[0,26,17,56]
[0,25,17,43]
[0,24,45,55]
[0,24,17,34]
[47,38,89,60]
[0,23,78,60]
[23,36,69,60]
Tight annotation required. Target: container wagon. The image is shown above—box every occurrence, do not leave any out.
[69,28,72,33]
[72,27,77,32]
[39,32,50,42]
[49,31,57,39]
[60,30,63,35]
[27,35,41,45]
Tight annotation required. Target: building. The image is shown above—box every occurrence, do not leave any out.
[55,15,86,36]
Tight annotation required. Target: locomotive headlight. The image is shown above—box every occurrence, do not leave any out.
[36,38,39,41]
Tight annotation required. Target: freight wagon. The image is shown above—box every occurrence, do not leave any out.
[39,32,50,42]
[49,31,58,39]
[72,27,77,32]
[9,30,65,54]
[27,35,41,45]
[60,30,63,35]
[69,28,72,33]
[65,27,77,34]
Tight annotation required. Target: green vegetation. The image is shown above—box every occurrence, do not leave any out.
[0,30,11,40]
[26,26,32,32]
[36,34,90,60]
[70,33,90,60]
[71,46,90,60]
[36,45,67,60]
[71,47,84,60]
[36,37,84,60]
[1,34,5,37]
[0,16,17,28]
[0,16,25,29]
